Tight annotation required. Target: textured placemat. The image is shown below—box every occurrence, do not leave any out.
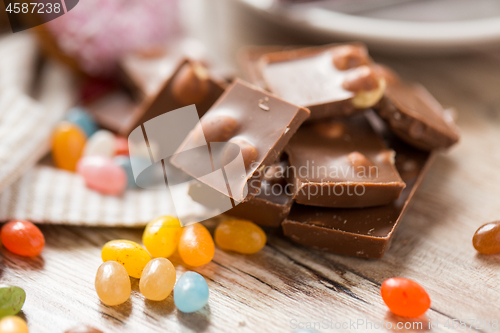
[0,61,75,193]
[0,32,38,93]
[0,166,212,227]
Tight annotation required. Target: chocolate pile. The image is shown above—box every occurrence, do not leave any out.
[88,43,460,259]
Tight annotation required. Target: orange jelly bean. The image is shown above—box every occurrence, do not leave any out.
[381,277,431,318]
[178,224,214,267]
[52,122,87,171]
[215,219,266,254]
[473,221,500,254]
[1,220,45,257]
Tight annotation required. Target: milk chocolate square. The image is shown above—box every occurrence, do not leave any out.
[171,79,310,202]
[257,44,386,119]
[282,132,434,258]
[285,113,405,208]
[376,82,460,151]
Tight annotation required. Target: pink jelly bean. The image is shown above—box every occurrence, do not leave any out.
[77,156,127,195]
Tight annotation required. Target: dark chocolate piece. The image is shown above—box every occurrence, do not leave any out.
[282,132,434,258]
[256,44,386,119]
[225,160,294,227]
[171,79,310,202]
[285,113,405,208]
[376,82,460,151]
[86,91,138,134]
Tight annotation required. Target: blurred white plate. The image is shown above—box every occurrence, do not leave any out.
[236,0,500,53]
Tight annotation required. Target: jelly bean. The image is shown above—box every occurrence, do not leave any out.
[65,107,98,138]
[178,224,215,267]
[0,316,28,333]
[473,220,500,254]
[142,216,182,258]
[174,271,209,313]
[114,136,129,156]
[1,221,45,257]
[78,156,127,195]
[83,130,115,157]
[139,258,176,301]
[65,326,103,333]
[101,240,151,278]
[215,219,266,254]
[381,277,431,317]
[0,285,25,318]
[95,261,131,306]
[52,122,87,171]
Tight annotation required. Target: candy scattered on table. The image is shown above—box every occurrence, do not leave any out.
[101,240,151,278]
[174,271,209,313]
[0,221,45,257]
[215,219,267,254]
[142,216,183,258]
[64,325,103,333]
[77,156,127,195]
[473,220,500,254]
[0,285,25,318]
[82,130,116,158]
[0,316,29,333]
[95,261,131,306]
[66,107,98,138]
[178,224,215,267]
[51,122,87,171]
[139,258,176,301]
[380,277,431,317]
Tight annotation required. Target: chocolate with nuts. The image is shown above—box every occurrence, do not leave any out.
[282,131,434,258]
[171,79,310,202]
[257,44,386,119]
[376,82,460,151]
[90,55,227,135]
[284,113,405,208]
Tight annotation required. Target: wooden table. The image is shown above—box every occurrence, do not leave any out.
[2,2,500,332]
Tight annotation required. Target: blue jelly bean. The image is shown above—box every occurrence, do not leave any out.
[174,271,209,313]
[66,107,98,138]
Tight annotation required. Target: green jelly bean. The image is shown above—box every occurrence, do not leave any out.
[0,284,26,318]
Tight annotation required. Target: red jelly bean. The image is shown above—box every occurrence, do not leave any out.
[381,277,430,317]
[1,220,45,257]
[114,136,129,156]
[473,221,500,254]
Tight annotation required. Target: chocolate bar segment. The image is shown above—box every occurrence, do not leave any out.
[88,54,226,135]
[225,160,294,227]
[282,133,434,258]
[171,79,310,202]
[376,82,460,151]
[121,58,227,136]
[257,44,385,119]
[285,113,405,208]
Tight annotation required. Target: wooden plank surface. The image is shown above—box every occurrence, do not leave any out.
[2,4,500,333]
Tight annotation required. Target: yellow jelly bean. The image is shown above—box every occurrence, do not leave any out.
[139,258,176,301]
[215,219,266,254]
[142,216,182,258]
[101,240,151,278]
[178,224,215,267]
[0,316,29,333]
[95,261,131,306]
[51,122,87,171]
